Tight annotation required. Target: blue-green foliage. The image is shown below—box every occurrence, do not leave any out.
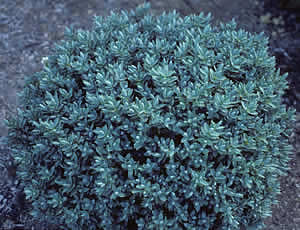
[4,3,296,230]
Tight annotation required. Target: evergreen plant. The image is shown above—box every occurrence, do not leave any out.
[4,3,296,230]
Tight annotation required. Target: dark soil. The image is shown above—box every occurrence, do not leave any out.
[0,0,299,229]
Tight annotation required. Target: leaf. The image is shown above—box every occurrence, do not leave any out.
[93,125,108,138]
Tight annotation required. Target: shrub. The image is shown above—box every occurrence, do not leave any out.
[4,3,296,230]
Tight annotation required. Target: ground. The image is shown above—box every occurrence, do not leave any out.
[0,0,299,229]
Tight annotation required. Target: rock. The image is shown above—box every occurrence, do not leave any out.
[279,0,300,9]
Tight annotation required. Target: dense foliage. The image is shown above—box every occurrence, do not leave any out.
[5,3,296,230]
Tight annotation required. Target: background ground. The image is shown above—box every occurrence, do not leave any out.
[0,0,299,229]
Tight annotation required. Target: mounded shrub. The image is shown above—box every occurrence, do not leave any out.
[4,3,296,230]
